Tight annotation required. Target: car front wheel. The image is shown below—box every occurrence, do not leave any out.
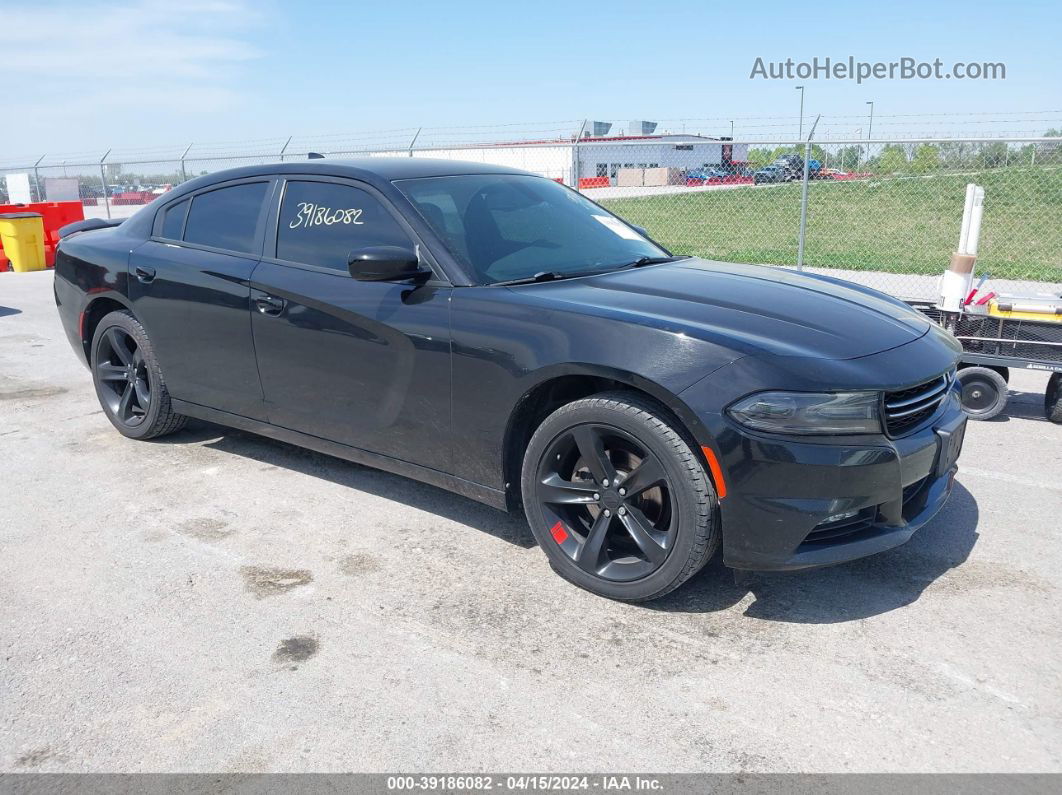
[521,391,720,602]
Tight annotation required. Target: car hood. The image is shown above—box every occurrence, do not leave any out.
[518,258,931,359]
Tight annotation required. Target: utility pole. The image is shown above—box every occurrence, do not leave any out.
[729,120,734,138]
[796,86,805,139]
[866,101,875,140]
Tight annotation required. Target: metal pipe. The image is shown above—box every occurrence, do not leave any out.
[278,136,293,162]
[796,115,821,271]
[179,142,193,183]
[32,153,46,202]
[99,149,111,220]
[408,128,422,157]
[572,120,587,188]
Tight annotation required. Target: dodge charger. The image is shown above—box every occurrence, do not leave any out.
[53,159,966,601]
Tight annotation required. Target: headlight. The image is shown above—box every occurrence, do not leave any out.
[727,391,882,435]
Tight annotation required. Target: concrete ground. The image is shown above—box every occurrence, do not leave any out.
[1,270,1060,773]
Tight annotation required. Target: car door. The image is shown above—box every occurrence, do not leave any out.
[249,176,452,472]
[129,178,274,419]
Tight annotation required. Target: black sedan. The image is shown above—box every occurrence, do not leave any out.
[53,158,966,601]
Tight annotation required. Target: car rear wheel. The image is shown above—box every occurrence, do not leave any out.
[1046,372,1062,424]
[91,310,187,440]
[956,366,1009,420]
[521,391,719,602]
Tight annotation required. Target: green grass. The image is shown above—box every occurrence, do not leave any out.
[600,166,1062,282]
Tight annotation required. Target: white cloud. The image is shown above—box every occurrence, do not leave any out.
[2,0,266,159]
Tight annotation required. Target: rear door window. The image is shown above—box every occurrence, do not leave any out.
[276,180,411,271]
[183,182,268,254]
[160,198,189,240]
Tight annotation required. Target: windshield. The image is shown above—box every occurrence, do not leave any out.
[393,174,669,284]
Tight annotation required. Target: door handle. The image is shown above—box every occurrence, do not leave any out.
[254,294,286,316]
[134,265,156,283]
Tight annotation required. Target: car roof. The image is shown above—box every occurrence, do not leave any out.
[179,157,537,188]
[164,157,544,202]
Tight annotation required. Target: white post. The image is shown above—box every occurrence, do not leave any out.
[966,186,985,257]
[940,183,982,311]
[957,183,976,253]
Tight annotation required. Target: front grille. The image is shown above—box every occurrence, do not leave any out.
[883,373,951,436]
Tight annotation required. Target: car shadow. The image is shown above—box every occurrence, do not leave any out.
[155,420,980,618]
[646,482,979,623]
[158,419,536,549]
[985,388,1047,423]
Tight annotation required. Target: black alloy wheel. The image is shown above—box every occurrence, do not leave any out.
[522,392,719,601]
[90,310,186,440]
[95,326,151,426]
[535,422,676,582]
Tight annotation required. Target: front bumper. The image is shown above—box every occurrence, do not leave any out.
[679,354,972,568]
[688,386,966,572]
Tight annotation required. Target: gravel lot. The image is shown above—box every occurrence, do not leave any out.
[1,269,1060,773]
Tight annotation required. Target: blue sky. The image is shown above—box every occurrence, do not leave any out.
[4,0,1060,160]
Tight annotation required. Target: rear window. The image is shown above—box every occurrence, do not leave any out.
[183,182,268,254]
[160,198,189,240]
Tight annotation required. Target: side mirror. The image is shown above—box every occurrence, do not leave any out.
[631,225,649,238]
[347,245,429,282]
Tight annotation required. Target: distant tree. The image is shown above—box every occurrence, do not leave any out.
[910,144,941,174]
[832,145,863,171]
[1036,128,1061,164]
[747,148,774,168]
[977,141,1009,168]
[873,145,908,175]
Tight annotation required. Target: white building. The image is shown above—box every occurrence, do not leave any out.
[368,135,749,187]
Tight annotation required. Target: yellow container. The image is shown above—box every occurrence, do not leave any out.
[987,298,1062,324]
[0,212,46,272]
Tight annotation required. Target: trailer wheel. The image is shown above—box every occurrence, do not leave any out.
[1046,373,1062,424]
[956,366,1009,420]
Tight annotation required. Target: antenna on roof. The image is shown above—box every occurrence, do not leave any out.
[307,152,325,159]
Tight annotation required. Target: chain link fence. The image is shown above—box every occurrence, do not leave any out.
[2,132,1059,301]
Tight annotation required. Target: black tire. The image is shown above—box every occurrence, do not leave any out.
[962,363,1010,383]
[956,366,1009,420]
[520,391,719,602]
[1046,373,1062,424]
[90,310,187,440]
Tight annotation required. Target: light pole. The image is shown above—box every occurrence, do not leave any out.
[796,86,805,139]
[866,101,874,140]
[729,120,734,138]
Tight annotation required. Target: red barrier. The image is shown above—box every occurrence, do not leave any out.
[111,191,156,206]
[578,177,610,189]
[0,200,85,270]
